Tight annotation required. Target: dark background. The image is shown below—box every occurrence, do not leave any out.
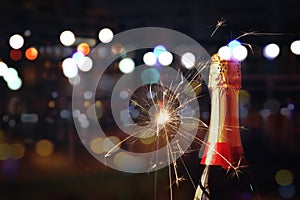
[0,0,300,199]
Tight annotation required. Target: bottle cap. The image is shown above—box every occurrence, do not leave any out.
[209,54,241,89]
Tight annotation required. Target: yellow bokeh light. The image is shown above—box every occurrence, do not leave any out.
[0,143,10,160]
[35,139,54,157]
[239,90,251,106]
[84,100,90,108]
[11,143,26,159]
[140,134,156,145]
[90,137,104,154]
[48,100,56,108]
[275,169,294,186]
[102,136,121,153]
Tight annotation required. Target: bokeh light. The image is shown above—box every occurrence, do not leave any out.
[77,42,90,55]
[60,30,76,46]
[259,108,271,118]
[111,43,124,54]
[25,47,38,60]
[3,67,18,83]
[102,136,121,153]
[90,137,104,154]
[9,34,24,49]
[290,40,300,55]
[181,52,196,69]
[119,58,135,74]
[264,98,280,113]
[10,49,22,61]
[228,39,241,50]
[48,100,56,108]
[153,45,166,57]
[72,51,85,64]
[119,90,129,99]
[62,58,78,78]
[35,139,54,157]
[113,152,145,172]
[263,43,280,60]
[0,61,8,76]
[278,185,296,199]
[275,169,294,186]
[78,56,93,72]
[0,143,10,160]
[141,68,160,84]
[7,77,22,90]
[10,143,26,159]
[239,90,251,106]
[232,45,248,61]
[68,75,81,85]
[158,51,173,66]
[143,52,157,66]
[218,46,232,60]
[98,28,113,43]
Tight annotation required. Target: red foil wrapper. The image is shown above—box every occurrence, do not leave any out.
[200,54,246,169]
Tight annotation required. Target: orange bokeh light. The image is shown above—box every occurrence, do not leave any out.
[77,43,90,55]
[25,47,38,60]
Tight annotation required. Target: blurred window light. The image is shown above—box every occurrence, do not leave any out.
[263,43,280,60]
[9,34,24,49]
[181,52,196,69]
[60,30,76,46]
[119,58,135,74]
[98,28,113,43]
[143,52,157,66]
[158,51,173,66]
[290,40,300,55]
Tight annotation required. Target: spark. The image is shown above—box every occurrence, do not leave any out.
[102,57,249,200]
[156,109,170,127]
[211,18,227,38]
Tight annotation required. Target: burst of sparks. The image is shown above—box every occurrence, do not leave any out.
[211,18,227,38]
[103,56,251,200]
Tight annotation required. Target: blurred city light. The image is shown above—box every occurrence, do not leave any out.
[263,43,280,60]
[290,40,300,55]
[98,28,114,43]
[119,58,135,74]
[60,30,76,46]
[9,34,24,49]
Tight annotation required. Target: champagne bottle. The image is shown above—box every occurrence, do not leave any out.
[194,54,260,200]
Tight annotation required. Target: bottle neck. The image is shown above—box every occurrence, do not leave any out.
[201,55,245,169]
